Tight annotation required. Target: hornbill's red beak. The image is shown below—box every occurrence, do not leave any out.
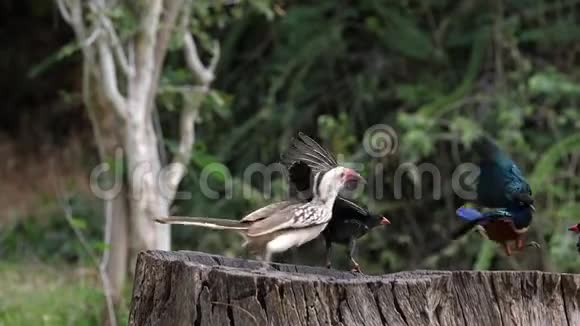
[344,168,366,184]
[380,216,391,225]
[568,224,580,233]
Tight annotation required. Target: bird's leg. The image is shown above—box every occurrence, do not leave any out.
[502,242,512,256]
[291,247,299,265]
[348,238,362,273]
[258,251,272,271]
[516,234,540,252]
[509,241,540,256]
[325,238,333,269]
[516,233,536,250]
[516,238,525,250]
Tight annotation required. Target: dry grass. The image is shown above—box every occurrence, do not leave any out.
[0,135,91,223]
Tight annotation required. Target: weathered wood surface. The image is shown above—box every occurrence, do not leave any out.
[129,250,580,326]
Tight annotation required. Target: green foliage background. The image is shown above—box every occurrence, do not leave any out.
[166,0,580,273]
[1,0,580,323]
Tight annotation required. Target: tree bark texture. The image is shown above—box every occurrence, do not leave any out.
[124,118,170,253]
[130,250,580,326]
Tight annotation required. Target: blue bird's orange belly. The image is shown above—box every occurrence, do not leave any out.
[481,219,520,242]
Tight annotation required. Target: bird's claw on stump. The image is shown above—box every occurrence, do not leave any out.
[350,262,362,273]
[526,241,541,249]
[259,261,271,271]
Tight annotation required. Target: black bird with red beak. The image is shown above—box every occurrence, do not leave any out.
[282,132,390,272]
[568,224,580,253]
[156,150,364,264]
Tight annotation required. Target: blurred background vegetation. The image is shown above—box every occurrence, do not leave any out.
[1,0,580,324]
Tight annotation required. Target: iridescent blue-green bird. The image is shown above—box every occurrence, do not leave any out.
[448,136,537,251]
[474,136,535,210]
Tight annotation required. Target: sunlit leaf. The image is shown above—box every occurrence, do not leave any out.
[528,72,580,97]
[69,217,87,230]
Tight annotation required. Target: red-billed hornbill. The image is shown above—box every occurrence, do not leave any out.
[281,132,390,272]
[156,156,364,264]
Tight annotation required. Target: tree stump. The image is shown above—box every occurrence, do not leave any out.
[129,250,580,326]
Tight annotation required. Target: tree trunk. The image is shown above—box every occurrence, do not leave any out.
[130,250,580,326]
[94,93,131,306]
[103,191,129,303]
[124,117,170,262]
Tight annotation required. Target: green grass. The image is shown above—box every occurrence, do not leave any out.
[0,262,128,326]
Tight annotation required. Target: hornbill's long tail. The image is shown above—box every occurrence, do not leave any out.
[155,216,249,231]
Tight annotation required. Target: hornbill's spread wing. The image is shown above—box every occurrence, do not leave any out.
[282,132,338,199]
[282,132,338,173]
[281,132,367,216]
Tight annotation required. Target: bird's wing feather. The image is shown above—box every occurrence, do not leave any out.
[241,201,296,222]
[481,209,513,219]
[344,219,369,230]
[247,211,297,237]
[285,161,314,199]
[479,207,531,230]
[296,132,338,167]
[247,203,327,237]
[456,207,484,221]
[506,164,531,194]
[475,136,533,207]
[283,148,329,173]
[457,207,515,222]
[281,132,337,174]
[281,132,339,201]
[334,197,369,217]
[473,135,502,159]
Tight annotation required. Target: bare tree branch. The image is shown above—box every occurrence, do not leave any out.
[57,0,86,41]
[181,1,219,86]
[104,19,136,77]
[57,0,100,68]
[208,40,220,73]
[147,0,185,167]
[183,32,216,86]
[128,39,135,72]
[58,0,127,118]
[98,38,127,118]
[88,1,135,78]
[58,0,111,151]
[162,5,221,198]
[56,0,73,24]
[83,28,102,47]
[145,0,184,111]
[164,89,203,196]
